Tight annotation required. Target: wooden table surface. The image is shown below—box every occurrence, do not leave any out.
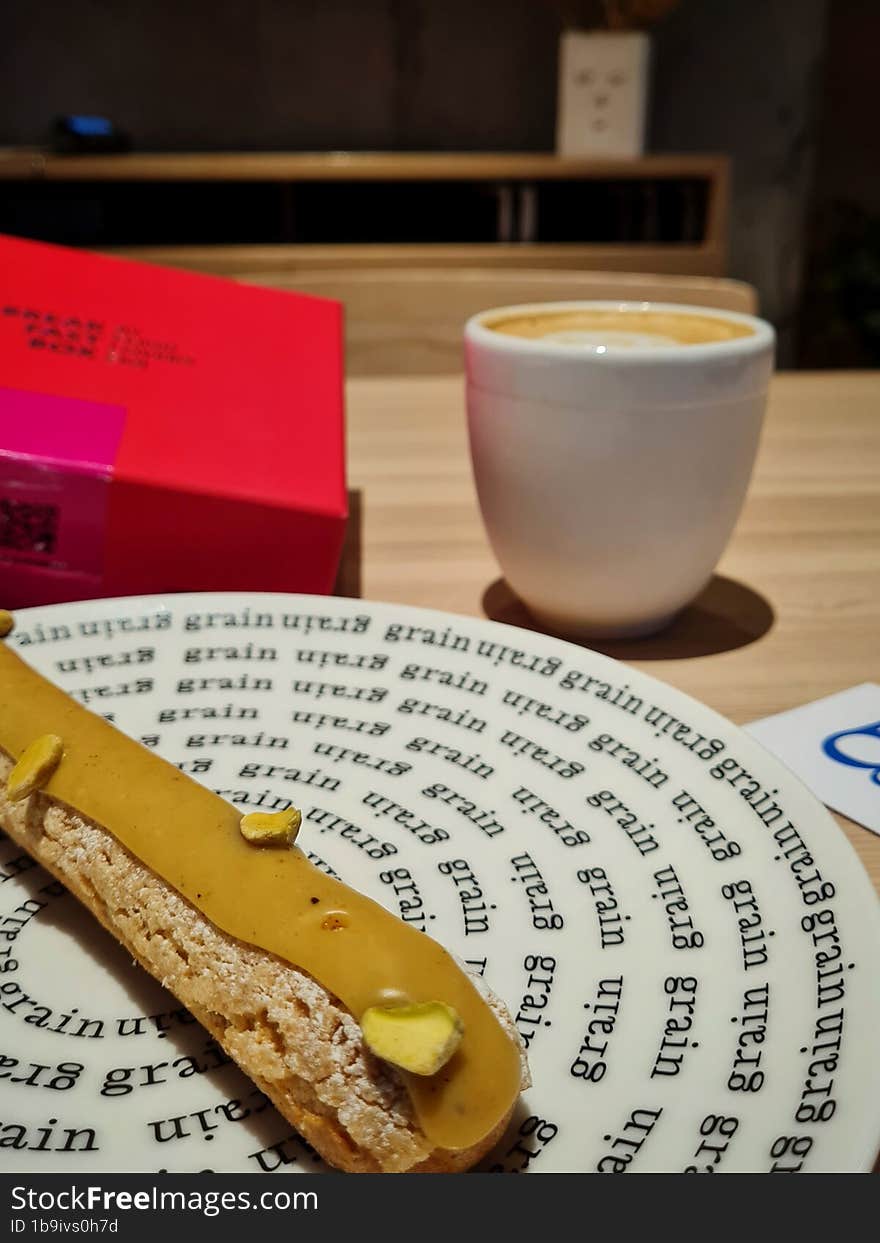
[345,369,880,895]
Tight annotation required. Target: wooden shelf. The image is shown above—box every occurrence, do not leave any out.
[0,149,726,184]
[0,149,729,276]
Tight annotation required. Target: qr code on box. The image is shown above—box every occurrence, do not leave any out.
[0,498,59,560]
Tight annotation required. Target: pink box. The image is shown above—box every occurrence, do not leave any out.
[0,235,347,607]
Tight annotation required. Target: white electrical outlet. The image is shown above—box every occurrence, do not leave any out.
[556,30,651,158]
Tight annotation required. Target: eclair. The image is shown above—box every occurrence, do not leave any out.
[0,616,527,1172]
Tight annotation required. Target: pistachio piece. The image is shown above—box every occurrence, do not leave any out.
[7,734,64,802]
[361,1001,464,1076]
[239,806,302,847]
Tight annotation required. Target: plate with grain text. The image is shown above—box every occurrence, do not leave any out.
[1,593,878,1173]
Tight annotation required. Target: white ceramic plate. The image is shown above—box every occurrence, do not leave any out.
[1,593,878,1173]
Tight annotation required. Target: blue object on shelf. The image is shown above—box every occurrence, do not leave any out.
[52,116,131,154]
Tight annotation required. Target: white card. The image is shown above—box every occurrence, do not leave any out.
[746,683,880,836]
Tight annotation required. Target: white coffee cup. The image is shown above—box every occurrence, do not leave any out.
[464,301,775,638]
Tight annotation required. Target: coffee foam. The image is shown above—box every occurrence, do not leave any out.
[487,309,754,349]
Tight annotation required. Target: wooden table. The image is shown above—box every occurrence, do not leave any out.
[345,370,880,895]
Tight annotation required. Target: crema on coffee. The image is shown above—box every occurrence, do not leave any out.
[487,309,754,349]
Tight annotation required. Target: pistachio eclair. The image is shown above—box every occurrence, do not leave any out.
[0,632,527,1173]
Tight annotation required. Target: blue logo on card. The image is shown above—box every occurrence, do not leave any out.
[822,720,880,787]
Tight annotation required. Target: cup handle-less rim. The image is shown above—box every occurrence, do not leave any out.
[464,299,776,364]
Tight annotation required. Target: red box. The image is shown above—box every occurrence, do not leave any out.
[0,235,346,608]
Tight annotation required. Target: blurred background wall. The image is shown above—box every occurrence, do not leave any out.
[3,0,874,366]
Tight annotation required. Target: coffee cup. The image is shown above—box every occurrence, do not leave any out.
[464,301,775,638]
